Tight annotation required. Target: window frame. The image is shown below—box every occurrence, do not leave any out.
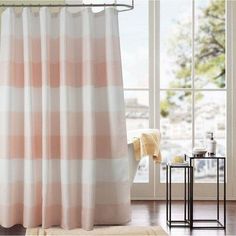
[123,0,234,200]
[154,0,233,199]
[160,0,227,152]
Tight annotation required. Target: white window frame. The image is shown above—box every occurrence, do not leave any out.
[158,0,228,151]
[123,0,156,199]
[228,0,236,200]
[126,0,235,200]
[153,0,234,200]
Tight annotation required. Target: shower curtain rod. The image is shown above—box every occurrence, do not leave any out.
[0,0,134,12]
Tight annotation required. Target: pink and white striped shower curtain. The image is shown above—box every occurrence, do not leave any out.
[0,7,130,230]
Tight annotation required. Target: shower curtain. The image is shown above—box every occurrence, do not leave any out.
[0,7,130,230]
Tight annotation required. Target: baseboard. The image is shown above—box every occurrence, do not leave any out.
[131,196,236,201]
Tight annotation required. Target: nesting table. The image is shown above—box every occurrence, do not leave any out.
[166,153,226,230]
[166,163,193,228]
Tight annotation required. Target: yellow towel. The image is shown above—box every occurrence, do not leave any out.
[132,131,162,163]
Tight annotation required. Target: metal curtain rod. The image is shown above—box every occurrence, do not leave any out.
[0,0,134,12]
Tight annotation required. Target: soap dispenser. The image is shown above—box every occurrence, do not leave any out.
[207,132,217,155]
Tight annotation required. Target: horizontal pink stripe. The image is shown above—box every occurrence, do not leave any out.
[0,182,130,206]
[0,61,122,87]
[1,37,120,63]
[0,203,130,230]
[0,112,126,136]
[0,134,127,159]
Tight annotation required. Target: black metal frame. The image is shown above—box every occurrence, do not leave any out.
[185,154,226,230]
[166,164,193,228]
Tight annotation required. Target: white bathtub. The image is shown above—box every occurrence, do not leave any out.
[127,142,139,184]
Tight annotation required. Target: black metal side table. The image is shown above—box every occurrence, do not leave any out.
[185,154,226,229]
[166,163,193,228]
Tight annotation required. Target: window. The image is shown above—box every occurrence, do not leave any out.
[120,1,149,131]
[160,0,226,183]
[119,0,150,183]
[119,0,226,187]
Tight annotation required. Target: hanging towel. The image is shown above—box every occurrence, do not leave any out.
[132,130,162,163]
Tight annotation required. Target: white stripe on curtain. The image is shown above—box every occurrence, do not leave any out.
[0,7,130,230]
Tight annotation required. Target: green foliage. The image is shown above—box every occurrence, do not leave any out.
[168,20,192,89]
[160,100,169,117]
[195,0,225,88]
[161,0,225,118]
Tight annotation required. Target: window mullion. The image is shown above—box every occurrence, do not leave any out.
[192,0,195,149]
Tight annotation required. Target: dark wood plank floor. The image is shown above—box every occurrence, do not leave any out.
[0,201,235,235]
[129,201,236,236]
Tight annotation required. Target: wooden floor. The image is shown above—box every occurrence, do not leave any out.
[0,201,235,235]
[128,201,236,236]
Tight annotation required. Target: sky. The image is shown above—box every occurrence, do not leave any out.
[119,0,222,91]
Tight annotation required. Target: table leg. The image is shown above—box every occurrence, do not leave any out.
[184,167,186,221]
[169,166,172,226]
[224,158,226,228]
[217,159,219,221]
[188,164,190,222]
[190,166,193,228]
[166,165,168,222]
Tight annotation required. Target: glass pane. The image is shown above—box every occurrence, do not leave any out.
[124,91,149,131]
[160,0,192,89]
[195,0,226,88]
[194,91,226,183]
[160,91,192,183]
[119,0,149,88]
[134,156,149,183]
